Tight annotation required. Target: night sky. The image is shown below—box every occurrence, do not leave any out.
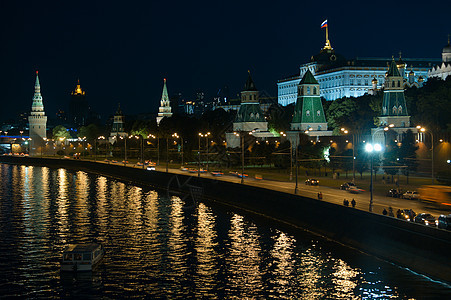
[1,0,450,123]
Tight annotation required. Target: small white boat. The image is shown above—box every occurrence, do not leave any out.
[61,243,104,272]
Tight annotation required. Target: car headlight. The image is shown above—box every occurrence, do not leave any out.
[425,220,429,225]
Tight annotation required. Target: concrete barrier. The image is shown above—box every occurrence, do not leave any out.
[2,156,451,283]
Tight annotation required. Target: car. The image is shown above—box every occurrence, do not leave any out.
[340,182,355,190]
[438,214,451,230]
[146,166,155,171]
[387,188,403,198]
[397,209,416,221]
[414,213,437,226]
[305,179,319,186]
[347,186,365,194]
[402,191,420,200]
[211,171,223,176]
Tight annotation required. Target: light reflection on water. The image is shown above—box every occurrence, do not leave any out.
[0,163,450,298]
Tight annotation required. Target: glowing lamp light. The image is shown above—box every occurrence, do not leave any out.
[365,143,382,153]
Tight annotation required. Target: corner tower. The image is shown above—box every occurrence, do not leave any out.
[233,71,267,132]
[291,69,327,131]
[379,58,410,128]
[156,78,173,125]
[28,71,47,154]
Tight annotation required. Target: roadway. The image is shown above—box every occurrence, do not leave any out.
[81,159,451,220]
[130,163,450,220]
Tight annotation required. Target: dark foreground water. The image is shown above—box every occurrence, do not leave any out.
[0,164,450,299]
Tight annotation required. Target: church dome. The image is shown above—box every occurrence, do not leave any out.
[443,43,451,54]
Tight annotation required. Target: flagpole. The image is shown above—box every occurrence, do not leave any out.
[326,25,329,44]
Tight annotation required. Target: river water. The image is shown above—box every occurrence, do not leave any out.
[0,163,450,299]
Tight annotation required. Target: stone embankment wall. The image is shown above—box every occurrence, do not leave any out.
[2,156,451,283]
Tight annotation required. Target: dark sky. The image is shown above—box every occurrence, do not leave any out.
[0,0,449,123]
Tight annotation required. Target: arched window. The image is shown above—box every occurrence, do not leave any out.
[398,105,402,114]
[393,106,397,114]
[306,110,310,116]
[392,81,396,87]
[313,87,317,94]
[250,113,254,119]
[317,110,321,116]
[307,87,310,94]
[398,81,401,87]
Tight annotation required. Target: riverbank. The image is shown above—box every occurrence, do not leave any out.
[2,155,451,283]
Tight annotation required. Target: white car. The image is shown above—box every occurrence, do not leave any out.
[402,191,420,200]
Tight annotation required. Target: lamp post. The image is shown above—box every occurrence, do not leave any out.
[172,133,183,166]
[166,136,169,172]
[294,133,299,194]
[206,132,211,172]
[120,135,129,166]
[341,128,356,182]
[365,143,382,212]
[417,126,434,184]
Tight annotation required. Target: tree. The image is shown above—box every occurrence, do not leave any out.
[78,124,100,141]
[266,103,294,134]
[52,125,71,140]
[326,94,379,136]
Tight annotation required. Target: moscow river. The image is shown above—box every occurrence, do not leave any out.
[0,163,450,299]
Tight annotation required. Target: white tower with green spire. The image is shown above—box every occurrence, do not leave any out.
[28,71,47,155]
[156,78,172,125]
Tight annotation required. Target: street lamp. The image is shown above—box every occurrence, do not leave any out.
[172,133,183,166]
[234,132,245,184]
[198,132,211,176]
[365,143,382,212]
[417,126,434,184]
[341,128,356,182]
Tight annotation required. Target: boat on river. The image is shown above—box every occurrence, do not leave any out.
[61,243,105,272]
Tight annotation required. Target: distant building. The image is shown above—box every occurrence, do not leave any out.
[428,37,451,80]
[69,80,90,126]
[278,25,439,105]
[109,104,127,143]
[156,78,173,125]
[28,71,47,155]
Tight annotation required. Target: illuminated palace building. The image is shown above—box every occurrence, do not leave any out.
[277,25,440,105]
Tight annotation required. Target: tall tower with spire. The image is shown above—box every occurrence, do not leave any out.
[28,71,47,154]
[109,103,127,143]
[379,58,410,128]
[291,70,328,131]
[233,71,267,132]
[156,78,173,125]
[372,58,417,145]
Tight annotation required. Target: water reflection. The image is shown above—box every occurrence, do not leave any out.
[0,163,449,298]
[226,214,263,297]
[195,202,219,297]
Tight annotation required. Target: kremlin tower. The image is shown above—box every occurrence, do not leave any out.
[28,71,47,155]
[156,78,173,125]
